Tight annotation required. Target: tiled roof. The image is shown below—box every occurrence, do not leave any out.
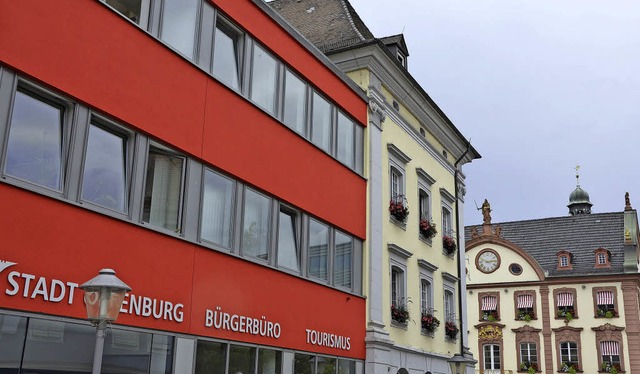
[465,212,626,277]
[268,0,375,52]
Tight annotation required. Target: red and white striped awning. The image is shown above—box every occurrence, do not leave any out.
[557,293,574,307]
[597,291,614,305]
[481,295,498,311]
[601,341,620,356]
[517,294,534,309]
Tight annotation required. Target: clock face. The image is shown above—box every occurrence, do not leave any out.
[477,250,500,273]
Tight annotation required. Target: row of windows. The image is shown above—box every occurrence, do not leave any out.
[483,340,622,372]
[477,287,619,322]
[0,72,361,293]
[557,248,612,270]
[100,0,364,173]
[0,312,360,374]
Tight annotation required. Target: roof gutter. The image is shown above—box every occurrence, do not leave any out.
[454,139,471,357]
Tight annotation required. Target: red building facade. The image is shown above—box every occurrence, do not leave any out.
[0,0,368,372]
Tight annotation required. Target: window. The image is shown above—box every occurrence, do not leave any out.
[200,169,235,248]
[337,360,356,374]
[317,356,336,374]
[294,353,315,374]
[196,340,226,374]
[391,266,404,306]
[229,344,256,374]
[241,188,271,261]
[142,145,185,232]
[104,0,150,28]
[519,343,538,371]
[311,91,332,153]
[594,248,611,268]
[336,112,355,169]
[444,289,455,321]
[277,207,299,272]
[480,293,499,321]
[560,341,579,368]
[308,218,329,280]
[81,122,129,212]
[594,287,618,318]
[557,250,573,270]
[554,288,578,319]
[250,44,278,114]
[515,292,536,321]
[334,231,352,288]
[258,348,282,374]
[420,279,432,313]
[483,344,501,372]
[390,167,402,200]
[212,19,243,91]
[4,89,66,191]
[600,341,621,372]
[282,70,307,135]
[598,253,606,264]
[442,207,452,236]
[418,189,430,221]
[159,0,199,58]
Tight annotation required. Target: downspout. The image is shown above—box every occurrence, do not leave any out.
[454,140,471,356]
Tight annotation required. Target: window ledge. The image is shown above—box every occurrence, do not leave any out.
[420,329,435,337]
[389,217,407,230]
[419,235,433,246]
[391,321,408,330]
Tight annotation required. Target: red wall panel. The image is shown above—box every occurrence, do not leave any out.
[0,184,366,359]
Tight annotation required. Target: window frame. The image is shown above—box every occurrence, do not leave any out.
[553,326,583,371]
[553,287,578,319]
[557,250,573,270]
[594,247,611,268]
[211,15,245,92]
[199,167,236,249]
[388,243,410,327]
[483,344,501,371]
[102,0,152,30]
[79,115,135,215]
[592,286,618,318]
[513,290,537,321]
[240,186,273,262]
[478,291,500,322]
[1,82,74,195]
[158,0,202,60]
[593,324,625,373]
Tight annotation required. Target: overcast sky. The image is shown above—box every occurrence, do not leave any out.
[347,0,640,225]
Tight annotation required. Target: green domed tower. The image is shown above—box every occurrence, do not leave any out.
[568,167,592,215]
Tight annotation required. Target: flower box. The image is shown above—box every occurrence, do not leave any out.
[444,321,459,340]
[443,236,457,254]
[389,196,409,223]
[391,303,410,324]
[419,219,437,239]
[421,312,440,333]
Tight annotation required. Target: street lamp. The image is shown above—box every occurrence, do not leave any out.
[448,353,468,374]
[80,268,131,374]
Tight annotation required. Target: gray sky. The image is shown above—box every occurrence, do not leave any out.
[347,0,640,225]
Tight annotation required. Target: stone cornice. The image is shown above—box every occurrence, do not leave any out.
[442,271,459,283]
[417,259,438,272]
[387,243,413,259]
[387,143,411,164]
[416,168,436,185]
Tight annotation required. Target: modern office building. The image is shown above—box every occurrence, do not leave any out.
[465,184,640,373]
[0,0,370,372]
[270,1,481,373]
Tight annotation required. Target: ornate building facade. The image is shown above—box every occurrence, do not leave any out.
[465,186,640,373]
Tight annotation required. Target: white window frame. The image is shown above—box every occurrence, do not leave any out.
[483,344,501,371]
[560,341,579,363]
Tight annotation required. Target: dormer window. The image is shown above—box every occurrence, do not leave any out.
[556,250,573,270]
[594,247,611,268]
[397,52,406,68]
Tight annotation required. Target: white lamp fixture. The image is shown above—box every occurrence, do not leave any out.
[80,268,131,374]
[448,353,468,374]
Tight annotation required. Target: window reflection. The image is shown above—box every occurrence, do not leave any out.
[242,188,271,260]
[294,353,315,374]
[196,340,227,374]
[0,314,27,373]
[160,0,199,58]
[213,21,242,91]
[229,345,256,374]
[258,348,282,374]
[250,44,278,114]
[308,219,328,280]
[5,90,64,191]
[336,112,354,168]
[311,92,331,153]
[201,169,235,248]
[105,0,149,27]
[283,70,307,135]
[317,356,336,374]
[334,231,352,288]
[81,124,127,212]
[143,146,185,232]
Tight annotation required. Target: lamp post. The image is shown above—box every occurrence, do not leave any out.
[448,353,468,374]
[80,268,131,374]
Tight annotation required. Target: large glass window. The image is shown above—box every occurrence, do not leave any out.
[201,169,235,248]
[5,90,65,191]
[212,20,242,91]
[250,44,278,114]
[258,348,281,374]
[317,356,336,374]
[336,112,354,168]
[308,219,329,280]
[519,343,538,370]
[277,208,299,271]
[229,345,256,374]
[102,329,174,373]
[294,353,315,374]
[282,70,307,135]
[159,0,199,58]
[337,360,356,374]
[334,231,352,288]
[81,123,128,212]
[142,146,185,232]
[483,344,501,372]
[242,188,271,260]
[311,92,331,153]
[195,340,226,374]
[560,341,579,365]
[0,314,27,373]
[105,0,150,28]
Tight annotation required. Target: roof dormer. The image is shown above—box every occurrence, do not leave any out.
[380,34,409,70]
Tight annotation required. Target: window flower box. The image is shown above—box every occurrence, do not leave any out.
[557,307,575,321]
[561,362,579,373]
[391,303,410,324]
[444,321,459,340]
[596,307,618,318]
[421,312,440,333]
[520,361,538,373]
[419,218,437,239]
[482,310,500,322]
[602,362,621,373]
[389,196,409,222]
[517,310,535,322]
[443,235,456,254]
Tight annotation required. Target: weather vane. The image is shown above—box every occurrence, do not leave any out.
[574,165,580,186]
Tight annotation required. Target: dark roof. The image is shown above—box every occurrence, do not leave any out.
[380,34,409,56]
[465,212,626,277]
[268,0,374,53]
